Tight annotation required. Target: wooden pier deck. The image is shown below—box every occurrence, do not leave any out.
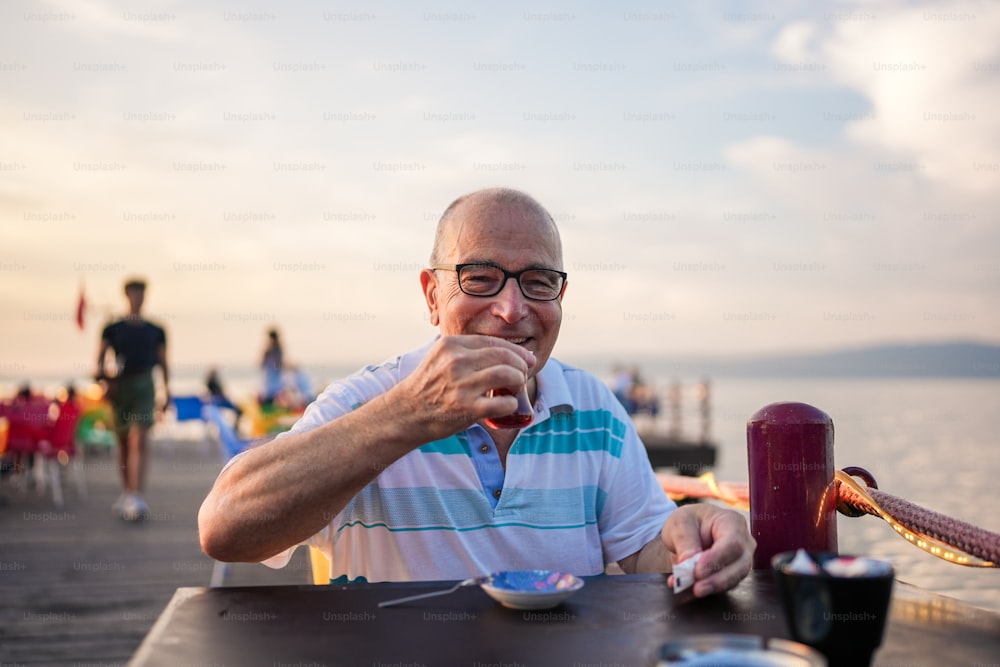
[642,435,717,475]
[0,431,309,667]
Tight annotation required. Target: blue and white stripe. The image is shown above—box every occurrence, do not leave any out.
[259,339,675,582]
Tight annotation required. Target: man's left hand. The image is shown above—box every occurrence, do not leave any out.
[661,504,755,597]
[158,390,172,420]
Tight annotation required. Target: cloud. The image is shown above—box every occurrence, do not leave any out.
[771,20,820,63]
[726,2,999,277]
[780,2,1000,194]
[2,1,999,380]
[36,0,186,40]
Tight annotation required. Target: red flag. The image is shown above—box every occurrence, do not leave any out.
[76,287,86,330]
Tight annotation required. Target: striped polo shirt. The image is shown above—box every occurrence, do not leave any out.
[259,340,675,582]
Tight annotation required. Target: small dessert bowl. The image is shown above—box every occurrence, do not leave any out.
[480,569,584,610]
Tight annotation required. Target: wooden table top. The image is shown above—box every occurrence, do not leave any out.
[129,571,1000,666]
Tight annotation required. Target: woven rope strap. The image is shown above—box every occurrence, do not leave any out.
[836,471,1000,567]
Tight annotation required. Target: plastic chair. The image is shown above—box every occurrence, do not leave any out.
[172,395,206,422]
[201,404,327,585]
[2,394,51,496]
[75,402,117,453]
[37,399,87,507]
[309,546,331,585]
[202,403,254,587]
[4,395,50,456]
[202,404,249,463]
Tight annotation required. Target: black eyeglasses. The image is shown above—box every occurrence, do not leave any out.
[432,263,567,301]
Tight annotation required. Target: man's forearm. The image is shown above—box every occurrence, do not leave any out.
[199,334,536,564]
[198,390,426,563]
[618,534,672,574]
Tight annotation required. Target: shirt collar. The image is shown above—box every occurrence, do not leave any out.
[533,354,574,421]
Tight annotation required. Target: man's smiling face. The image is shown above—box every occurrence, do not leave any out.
[422,191,566,378]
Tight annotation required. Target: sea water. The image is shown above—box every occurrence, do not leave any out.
[671,376,1000,614]
[6,371,998,612]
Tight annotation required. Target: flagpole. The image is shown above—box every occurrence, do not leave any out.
[76,280,87,331]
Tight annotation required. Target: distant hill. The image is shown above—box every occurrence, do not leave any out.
[574,341,1000,379]
[10,342,996,396]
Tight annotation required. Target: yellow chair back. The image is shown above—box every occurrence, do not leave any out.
[309,546,331,585]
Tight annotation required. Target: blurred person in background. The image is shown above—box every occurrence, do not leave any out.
[96,278,170,522]
[260,328,284,406]
[205,366,243,429]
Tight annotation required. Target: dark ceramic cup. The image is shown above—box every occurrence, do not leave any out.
[772,551,894,667]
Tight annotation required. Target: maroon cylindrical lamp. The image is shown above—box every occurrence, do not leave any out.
[747,402,838,569]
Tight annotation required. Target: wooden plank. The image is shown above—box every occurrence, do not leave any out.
[0,435,309,666]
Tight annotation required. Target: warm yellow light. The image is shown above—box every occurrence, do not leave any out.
[835,469,996,568]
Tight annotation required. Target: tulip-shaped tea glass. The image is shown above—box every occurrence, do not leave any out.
[485,384,533,429]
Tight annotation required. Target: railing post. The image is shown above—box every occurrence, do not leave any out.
[747,402,838,569]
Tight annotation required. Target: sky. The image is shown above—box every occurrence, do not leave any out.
[2,0,998,387]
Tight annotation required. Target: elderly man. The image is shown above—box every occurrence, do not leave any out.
[199,188,753,596]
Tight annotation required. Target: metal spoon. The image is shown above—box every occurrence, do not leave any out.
[377,575,490,608]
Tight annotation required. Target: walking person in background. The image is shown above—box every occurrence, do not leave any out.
[96,278,169,522]
[260,328,284,406]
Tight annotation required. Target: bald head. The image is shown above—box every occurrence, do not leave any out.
[429,188,563,268]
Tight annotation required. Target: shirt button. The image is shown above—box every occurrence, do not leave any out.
[480,444,490,454]
[493,489,502,499]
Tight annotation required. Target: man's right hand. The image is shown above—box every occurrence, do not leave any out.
[391,335,536,442]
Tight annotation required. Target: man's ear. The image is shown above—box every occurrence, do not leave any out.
[419,269,440,326]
